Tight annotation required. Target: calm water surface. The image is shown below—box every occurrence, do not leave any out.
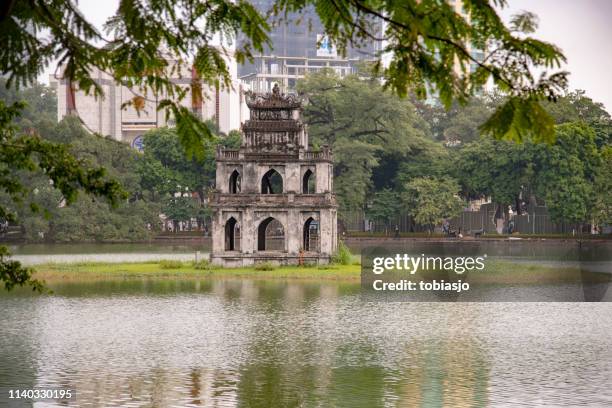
[9,243,210,265]
[1,279,611,407]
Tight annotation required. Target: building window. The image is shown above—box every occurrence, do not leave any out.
[131,135,145,152]
[257,217,285,251]
[303,217,319,252]
[225,217,240,251]
[302,169,315,194]
[261,169,283,194]
[229,170,241,194]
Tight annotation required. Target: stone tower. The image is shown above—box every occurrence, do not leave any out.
[210,85,338,266]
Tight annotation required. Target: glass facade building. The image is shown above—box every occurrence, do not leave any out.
[238,1,383,92]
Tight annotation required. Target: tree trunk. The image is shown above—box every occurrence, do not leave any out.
[494,203,506,234]
[515,195,523,216]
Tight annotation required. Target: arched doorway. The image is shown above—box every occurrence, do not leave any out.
[261,169,283,194]
[303,217,320,252]
[257,217,285,251]
[229,170,241,193]
[302,169,315,194]
[225,217,240,251]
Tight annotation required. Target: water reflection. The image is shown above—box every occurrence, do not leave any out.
[1,280,611,407]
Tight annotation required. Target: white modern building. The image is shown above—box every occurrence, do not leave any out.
[51,54,249,148]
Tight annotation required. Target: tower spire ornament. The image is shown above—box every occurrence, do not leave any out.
[210,89,338,266]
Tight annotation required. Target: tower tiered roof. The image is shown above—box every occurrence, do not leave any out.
[241,84,308,152]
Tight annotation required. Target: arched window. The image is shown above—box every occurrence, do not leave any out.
[303,217,320,252]
[302,169,315,194]
[261,169,283,194]
[225,217,240,251]
[229,170,241,194]
[257,217,285,251]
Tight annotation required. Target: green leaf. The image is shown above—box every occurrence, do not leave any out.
[480,98,556,143]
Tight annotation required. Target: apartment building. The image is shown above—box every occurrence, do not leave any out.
[52,55,248,149]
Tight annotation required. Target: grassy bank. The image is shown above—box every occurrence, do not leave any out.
[32,261,362,282]
[30,258,605,287]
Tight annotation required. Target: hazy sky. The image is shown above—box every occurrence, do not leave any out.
[42,0,612,112]
[499,0,612,112]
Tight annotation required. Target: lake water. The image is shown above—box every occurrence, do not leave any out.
[1,241,611,407]
[8,243,211,265]
[1,279,612,407]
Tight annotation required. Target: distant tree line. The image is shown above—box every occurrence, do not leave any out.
[0,79,240,242]
[299,70,611,233]
[1,71,610,242]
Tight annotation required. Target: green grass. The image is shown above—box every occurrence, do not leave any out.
[34,255,604,284]
[30,257,603,286]
[331,241,353,265]
[159,260,183,269]
[410,259,587,284]
[254,262,276,271]
[32,260,362,282]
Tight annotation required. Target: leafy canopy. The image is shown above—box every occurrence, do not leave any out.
[401,177,464,231]
[279,0,567,142]
[532,122,601,224]
[366,188,402,227]
[3,0,567,145]
[298,69,430,211]
[2,0,269,158]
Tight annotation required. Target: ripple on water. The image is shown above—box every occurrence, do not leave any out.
[1,280,611,407]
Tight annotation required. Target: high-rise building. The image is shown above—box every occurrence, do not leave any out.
[238,1,383,92]
[448,0,486,78]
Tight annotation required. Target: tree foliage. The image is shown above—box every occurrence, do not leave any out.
[593,146,612,226]
[455,118,609,226]
[532,122,601,224]
[4,0,568,148]
[298,69,429,210]
[0,114,160,243]
[455,136,532,210]
[139,126,216,200]
[280,0,567,142]
[0,81,126,291]
[365,188,401,228]
[543,90,611,147]
[401,177,464,232]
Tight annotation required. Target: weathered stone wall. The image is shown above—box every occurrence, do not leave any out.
[211,89,337,266]
[216,159,332,195]
[211,205,337,266]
